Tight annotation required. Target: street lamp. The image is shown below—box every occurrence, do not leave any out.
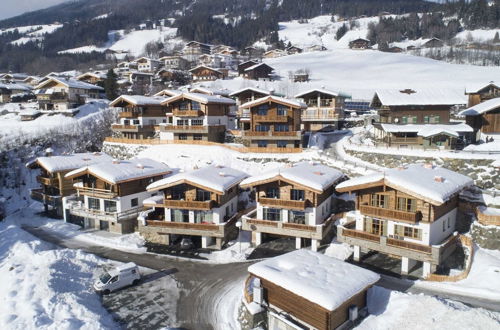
[236,221,242,254]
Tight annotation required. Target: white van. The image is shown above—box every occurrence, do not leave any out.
[94,262,141,294]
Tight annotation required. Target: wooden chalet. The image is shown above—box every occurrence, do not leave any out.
[263,49,286,58]
[159,92,235,142]
[139,165,248,249]
[241,162,345,250]
[76,72,106,86]
[160,55,189,70]
[336,164,473,277]
[0,85,12,103]
[295,88,349,131]
[460,97,500,142]
[134,57,161,72]
[240,95,305,151]
[349,38,371,49]
[238,60,259,76]
[465,82,500,107]
[64,158,171,234]
[229,87,272,130]
[243,63,274,80]
[306,45,327,52]
[110,95,168,140]
[244,250,380,330]
[26,152,112,217]
[183,41,212,62]
[189,65,224,82]
[371,89,472,149]
[286,46,303,55]
[423,37,444,48]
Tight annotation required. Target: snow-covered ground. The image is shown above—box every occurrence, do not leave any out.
[108,27,180,56]
[58,45,106,55]
[359,286,500,330]
[455,29,500,43]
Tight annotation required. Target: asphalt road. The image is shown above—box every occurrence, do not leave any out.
[22,225,500,330]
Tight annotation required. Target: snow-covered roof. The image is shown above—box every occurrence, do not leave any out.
[109,94,165,107]
[372,89,465,106]
[30,153,112,173]
[189,65,222,74]
[154,89,182,97]
[336,164,474,205]
[147,165,248,194]
[189,87,232,97]
[459,97,500,116]
[0,82,32,91]
[244,62,274,71]
[161,92,236,105]
[295,88,350,99]
[380,123,473,137]
[465,82,499,94]
[248,249,379,311]
[229,87,271,97]
[35,77,104,91]
[240,161,344,193]
[240,95,307,109]
[65,158,171,184]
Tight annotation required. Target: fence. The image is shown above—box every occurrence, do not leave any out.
[476,207,500,226]
[425,235,474,282]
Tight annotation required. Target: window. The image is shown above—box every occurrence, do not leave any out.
[178,134,188,140]
[371,194,388,208]
[430,115,441,124]
[277,141,288,148]
[171,185,185,200]
[257,105,268,115]
[191,101,201,110]
[291,189,305,201]
[257,140,268,148]
[447,217,450,228]
[364,218,386,235]
[179,101,189,110]
[266,187,280,198]
[173,209,189,222]
[424,116,429,124]
[394,225,421,240]
[288,211,306,224]
[133,119,140,125]
[263,208,281,221]
[255,125,269,132]
[194,210,212,223]
[196,189,211,201]
[88,197,100,210]
[104,200,117,213]
[131,198,138,207]
[191,119,203,126]
[276,105,287,116]
[177,119,188,126]
[401,116,408,124]
[274,124,289,132]
[397,197,416,212]
[443,220,446,231]
[193,134,202,140]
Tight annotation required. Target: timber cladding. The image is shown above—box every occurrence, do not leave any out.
[253,275,369,330]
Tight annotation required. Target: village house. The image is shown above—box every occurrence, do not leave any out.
[349,38,371,49]
[154,89,181,98]
[76,71,106,86]
[465,82,500,107]
[63,158,171,234]
[182,41,212,62]
[229,87,272,130]
[189,65,224,82]
[240,95,305,151]
[243,63,275,80]
[423,37,444,48]
[243,249,380,330]
[286,46,303,55]
[22,76,42,87]
[241,162,345,250]
[0,73,29,83]
[295,88,349,131]
[371,89,472,149]
[336,164,473,277]
[0,85,12,103]
[460,97,500,142]
[160,55,189,70]
[110,95,168,140]
[139,165,248,249]
[238,60,258,76]
[34,77,104,111]
[26,151,112,217]
[263,49,286,58]
[159,92,235,142]
[134,57,162,73]
[305,44,327,52]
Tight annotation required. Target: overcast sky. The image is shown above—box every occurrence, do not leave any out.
[0,0,70,20]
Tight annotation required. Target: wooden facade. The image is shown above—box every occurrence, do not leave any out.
[297,90,346,131]
[189,66,224,82]
[465,83,500,107]
[243,63,274,80]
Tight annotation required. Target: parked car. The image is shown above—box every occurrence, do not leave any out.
[93,262,141,294]
[180,237,194,250]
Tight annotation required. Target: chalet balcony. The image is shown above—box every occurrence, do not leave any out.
[159,125,209,133]
[242,210,336,240]
[67,199,142,222]
[30,188,61,206]
[253,114,289,122]
[258,197,309,210]
[302,109,340,121]
[118,111,139,118]
[389,136,421,144]
[163,199,216,210]
[76,186,118,199]
[173,109,204,117]
[242,130,301,139]
[336,223,457,264]
[36,175,59,186]
[359,205,420,224]
[111,124,156,133]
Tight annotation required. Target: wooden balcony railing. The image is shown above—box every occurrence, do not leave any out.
[119,111,138,118]
[253,114,288,122]
[245,218,279,227]
[359,205,419,223]
[341,227,381,242]
[243,131,301,138]
[36,175,59,186]
[390,137,420,144]
[302,110,339,121]
[76,186,117,199]
[282,222,316,232]
[163,199,215,210]
[30,188,61,204]
[160,125,209,132]
[173,109,204,117]
[386,237,432,254]
[258,197,308,210]
[111,124,156,132]
[146,220,219,231]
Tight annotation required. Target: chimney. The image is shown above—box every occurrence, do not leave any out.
[423,163,433,169]
[112,159,120,164]
[45,147,54,157]
[136,163,144,169]
[219,172,226,177]
[434,176,444,183]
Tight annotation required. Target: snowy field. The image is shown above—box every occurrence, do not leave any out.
[108,27,181,56]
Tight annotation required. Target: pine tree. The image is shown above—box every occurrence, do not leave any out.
[494,32,500,43]
[104,69,119,100]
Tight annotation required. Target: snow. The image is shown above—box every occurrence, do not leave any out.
[240,95,307,109]
[337,164,474,205]
[295,88,347,98]
[229,87,272,97]
[478,206,500,216]
[455,28,500,42]
[373,88,466,106]
[460,97,500,116]
[248,249,380,311]
[110,95,165,107]
[240,161,344,192]
[359,286,500,330]
[323,240,354,261]
[65,158,171,184]
[32,152,113,173]
[380,123,473,136]
[163,92,236,105]
[36,77,104,91]
[108,28,179,56]
[147,165,248,194]
[58,45,106,55]
[465,82,499,94]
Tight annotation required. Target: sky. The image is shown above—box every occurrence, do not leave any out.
[0,0,70,20]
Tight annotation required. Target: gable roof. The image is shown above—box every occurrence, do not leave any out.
[380,123,473,136]
[465,82,499,94]
[189,86,232,97]
[295,88,351,99]
[27,153,112,173]
[147,165,248,194]
[189,65,222,74]
[240,162,344,193]
[459,97,500,116]
[336,164,473,205]
[35,77,104,91]
[65,158,171,184]
[154,89,182,97]
[229,87,272,97]
[109,95,165,107]
[371,89,465,107]
[244,62,274,72]
[248,249,379,311]
[240,95,307,109]
[161,92,236,105]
